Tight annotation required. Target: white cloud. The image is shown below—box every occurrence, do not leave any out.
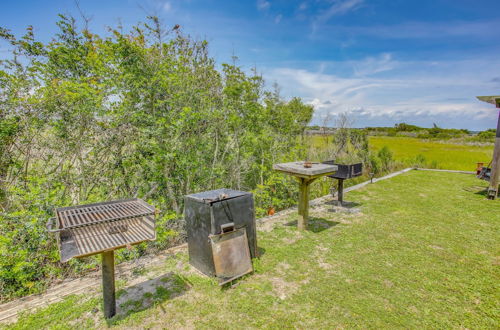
[298,2,308,11]
[257,0,270,11]
[264,57,500,129]
[275,14,282,24]
[163,1,172,12]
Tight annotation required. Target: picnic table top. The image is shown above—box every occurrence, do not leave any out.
[273,161,338,178]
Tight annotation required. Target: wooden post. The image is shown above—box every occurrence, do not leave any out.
[102,250,116,319]
[337,179,344,205]
[488,110,500,199]
[297,178,304,216]
[298,180,308,230]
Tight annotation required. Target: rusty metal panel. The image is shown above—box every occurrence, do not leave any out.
[210,227,253,285]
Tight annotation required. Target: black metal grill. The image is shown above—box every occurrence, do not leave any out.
[322,161,363,179]
[184,189,256,284]
[48,198,156,262]
[322,161,363,205]
[478,167,491,181]
[47,198,157,319]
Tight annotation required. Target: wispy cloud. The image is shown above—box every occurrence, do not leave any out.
[311,0,364,34]
[274,14,282,24]
[320,0,363,19]
[257,0,270,11]
[352,53,396,77]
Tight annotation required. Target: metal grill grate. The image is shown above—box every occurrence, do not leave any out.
[49,198,156,262]
[56,199,154,229]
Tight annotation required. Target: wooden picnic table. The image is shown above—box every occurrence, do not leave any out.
[273,161,338,230]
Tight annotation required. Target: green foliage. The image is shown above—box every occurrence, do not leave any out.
[394,122,421,132]
[377,146,394,172]
[252,173,298,217]
[0,15,313,300]
[476,129,496,141]
[368,153,382,174]
[366,123,470,139]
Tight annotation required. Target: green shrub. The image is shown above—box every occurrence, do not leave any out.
[377,146,393,171]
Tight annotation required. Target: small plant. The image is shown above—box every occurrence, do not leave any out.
[377,146,393,171]
[413,154,427,168]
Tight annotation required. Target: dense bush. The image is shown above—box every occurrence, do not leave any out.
[366,122,470,140]
[377,146,394,172]
[476,129,496,141]
[0,16,313,300]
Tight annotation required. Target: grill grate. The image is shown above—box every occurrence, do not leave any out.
[72,216,155,256]
[51,198,157,262]
[57,199,154,229]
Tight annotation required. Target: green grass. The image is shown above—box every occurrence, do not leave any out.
[369,136,493,171]
[309,135,494,171]
[5,171,499,329]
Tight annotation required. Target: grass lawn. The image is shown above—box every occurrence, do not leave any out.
[6,171,499,329]
[308,135,494,171]
[369,136,494,171]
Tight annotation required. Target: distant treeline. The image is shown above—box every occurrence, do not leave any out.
[308,123,495,141]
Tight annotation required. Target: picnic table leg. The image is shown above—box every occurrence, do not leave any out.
[298,178,316,230]
[298,179,308,230]
[297,178,304,216]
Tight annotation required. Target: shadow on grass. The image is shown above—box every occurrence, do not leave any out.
[257,246,266,258]
[463,185,490,197]
[284,217,340,233]
[107,272,191,325]
[324,200,361,208]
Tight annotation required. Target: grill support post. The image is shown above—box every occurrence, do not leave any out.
[337,179,344,205]
[101,250,116,319]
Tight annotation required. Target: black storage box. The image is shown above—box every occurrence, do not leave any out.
[322,160,362,179]
[184,188,257,277]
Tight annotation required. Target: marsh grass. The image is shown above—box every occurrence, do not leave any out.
[369,136,493,171]
[309,135,493,171]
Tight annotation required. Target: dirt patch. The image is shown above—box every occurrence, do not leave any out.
[383,280,394,288]
[268,277,300,300]
[276,262,292,275]
[318,260,333,270]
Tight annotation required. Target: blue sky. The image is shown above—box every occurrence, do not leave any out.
[1,0,500,130]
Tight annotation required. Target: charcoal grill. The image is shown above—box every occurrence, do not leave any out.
[322,161,363,205]
[184,189,256,284]
[47,198,157,318]
[478,167,491,181]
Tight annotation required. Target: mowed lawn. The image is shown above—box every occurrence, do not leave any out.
[7,171,500,329]
[369,136,494,171]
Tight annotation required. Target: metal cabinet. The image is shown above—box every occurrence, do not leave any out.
[184,189,257,281]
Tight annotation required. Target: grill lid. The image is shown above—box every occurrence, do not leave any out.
[185,188,250,204]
